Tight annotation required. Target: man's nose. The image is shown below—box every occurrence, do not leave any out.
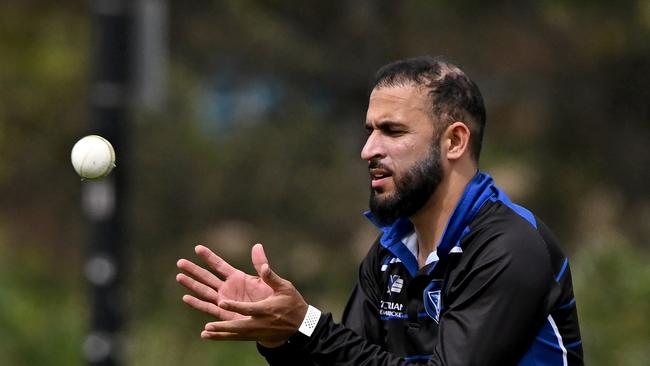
[361,132,384,161]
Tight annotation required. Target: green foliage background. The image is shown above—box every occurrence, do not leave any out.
[1,1,649,365]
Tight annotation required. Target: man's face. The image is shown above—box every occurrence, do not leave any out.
[362,84,444,226]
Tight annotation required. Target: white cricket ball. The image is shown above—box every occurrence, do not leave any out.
[71,135,116,179]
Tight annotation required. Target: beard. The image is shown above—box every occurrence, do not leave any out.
[369,143,443,227]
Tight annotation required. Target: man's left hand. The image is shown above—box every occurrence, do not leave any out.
[202,258,308,347]
[177,243,308,348]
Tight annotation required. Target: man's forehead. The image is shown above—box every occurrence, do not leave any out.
[367,84,431,120]
[370,83,428,100]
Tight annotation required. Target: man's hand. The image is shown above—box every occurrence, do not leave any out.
[176,244,274,321]
[176,244,308,348]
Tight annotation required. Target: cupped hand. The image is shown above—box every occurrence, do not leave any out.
[176,244,274,321]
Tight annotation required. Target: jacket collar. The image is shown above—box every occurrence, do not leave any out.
[364,171,496,277]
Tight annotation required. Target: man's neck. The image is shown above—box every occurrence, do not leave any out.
[410,168,475,268]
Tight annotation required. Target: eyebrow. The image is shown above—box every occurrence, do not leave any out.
[365,120,408,129]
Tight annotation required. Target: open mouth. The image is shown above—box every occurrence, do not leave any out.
[369,167,392,188]
[370,168,391,180]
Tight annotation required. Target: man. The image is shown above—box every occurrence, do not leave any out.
[176,56,584,365]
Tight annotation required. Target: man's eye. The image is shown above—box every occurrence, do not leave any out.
[385,129,404,136]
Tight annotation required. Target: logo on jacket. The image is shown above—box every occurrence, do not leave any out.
[381,257,402,272]
[423,280,443,323]
[387,275,404,294]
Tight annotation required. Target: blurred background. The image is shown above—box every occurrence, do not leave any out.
[1,0,649,365]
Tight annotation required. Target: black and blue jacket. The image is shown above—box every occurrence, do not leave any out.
[259,172,584,365]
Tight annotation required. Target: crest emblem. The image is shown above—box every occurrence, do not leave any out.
[387,275,404,294]
[423,280,443,322]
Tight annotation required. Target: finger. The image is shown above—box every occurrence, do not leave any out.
[201,331,252,341]
[217,299,262,316]
[176,273,219,302]
[203,319,253,333]
[259,263,287,291]
[181,294,234,320]
[251,243,269,277]
[177,258,224,290]
[195,245,237,277]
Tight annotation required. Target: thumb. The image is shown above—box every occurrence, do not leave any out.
[260,263,287,291]
[251,243,269,276]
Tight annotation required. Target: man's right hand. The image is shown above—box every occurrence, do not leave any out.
[176,244,275,322]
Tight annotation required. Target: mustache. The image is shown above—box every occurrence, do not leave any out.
[368,160,392,173]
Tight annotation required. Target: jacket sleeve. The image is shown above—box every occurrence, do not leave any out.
[341,241,384,344]
[256,341,315,366]
[274,231,553,365]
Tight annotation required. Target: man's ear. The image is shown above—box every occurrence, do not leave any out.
[442,121,471,161]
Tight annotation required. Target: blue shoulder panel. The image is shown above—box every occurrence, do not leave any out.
[489,185,537,228]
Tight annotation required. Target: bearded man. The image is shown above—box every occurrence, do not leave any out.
[176,56,584,365]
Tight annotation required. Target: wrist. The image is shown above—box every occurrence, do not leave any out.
[297,305,321,337]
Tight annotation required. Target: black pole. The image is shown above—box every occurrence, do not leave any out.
[83,1,131,365]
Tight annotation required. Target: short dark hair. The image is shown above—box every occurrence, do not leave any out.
[372,56,486,161]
